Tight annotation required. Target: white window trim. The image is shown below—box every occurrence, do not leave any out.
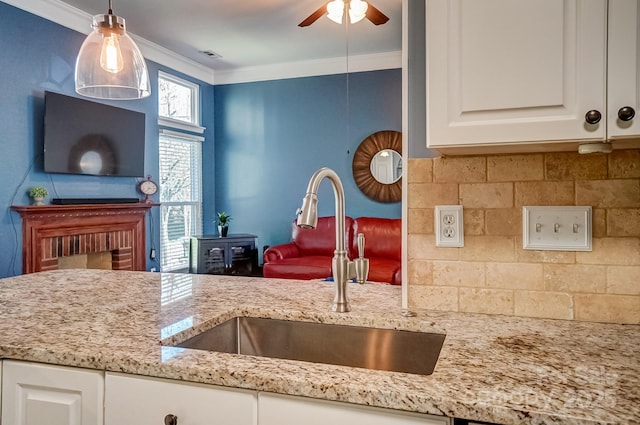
[158,117,206,134]
[160,128,205,142]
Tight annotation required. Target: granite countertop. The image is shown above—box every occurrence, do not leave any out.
[0,270,637,425]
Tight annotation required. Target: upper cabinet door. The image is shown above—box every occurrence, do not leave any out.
[426,0,607,152]
[607,0,640,139]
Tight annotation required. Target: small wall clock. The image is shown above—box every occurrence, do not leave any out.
[137,175,158,203]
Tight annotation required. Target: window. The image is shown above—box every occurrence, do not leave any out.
[158,73,204,271]
[158,71,201,127]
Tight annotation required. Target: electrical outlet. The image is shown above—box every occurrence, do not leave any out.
[150,248,156,259]
[435,205,464,247]
[443,227,456,238]
[443,214,455,225]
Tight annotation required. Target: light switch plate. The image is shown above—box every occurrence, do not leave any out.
[435,205,464,247]
[522,206,592,251]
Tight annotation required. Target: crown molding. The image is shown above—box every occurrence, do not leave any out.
[131,35,215,84]
[2,0,89,33]
[213,51,402,85]
[4,0,400,86]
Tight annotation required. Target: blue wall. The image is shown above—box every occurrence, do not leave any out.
[0,2,401,276]
[0,2,214,277]
[213,69,402,255]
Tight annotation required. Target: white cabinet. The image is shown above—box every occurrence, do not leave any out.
[0,361,448,425]
[105,372,258,425]
[258,393,449,425]
[607,0,640,139]
[425,0,639,153]
[1,360,104,425]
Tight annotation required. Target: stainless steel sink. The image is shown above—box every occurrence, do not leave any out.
[174,317,445,375]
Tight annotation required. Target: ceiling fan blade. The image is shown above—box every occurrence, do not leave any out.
[366,3,389,25]
[298,3,328,27]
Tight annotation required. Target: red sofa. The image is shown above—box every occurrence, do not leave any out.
[263,216,401,285]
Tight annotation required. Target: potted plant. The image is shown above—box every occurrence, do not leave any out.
[217,211,231,237]
[28,186,48,206]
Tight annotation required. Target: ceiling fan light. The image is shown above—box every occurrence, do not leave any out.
[349,0,368,24]
[327,0,345,24]
[75,3,150,100]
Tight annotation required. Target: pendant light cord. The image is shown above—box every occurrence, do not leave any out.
[345,16,351,152]
[108,0,113,15]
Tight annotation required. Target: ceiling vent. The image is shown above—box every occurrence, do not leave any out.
[200,50,222,59]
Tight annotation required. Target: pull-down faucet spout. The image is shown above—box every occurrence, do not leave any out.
[297,167,351,312]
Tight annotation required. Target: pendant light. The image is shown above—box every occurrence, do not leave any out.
[348,0,368,24]
[75,0,150,100]
[327,0,345,24]
[326,0,369,25]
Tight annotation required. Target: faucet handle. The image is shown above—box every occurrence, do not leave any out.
[357,233,365,259]
[354,257,369,284]
[355,233,368,284]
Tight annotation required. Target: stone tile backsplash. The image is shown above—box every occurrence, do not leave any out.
[407,149,640,324]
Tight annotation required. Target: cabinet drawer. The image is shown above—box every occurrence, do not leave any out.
[258,393,449,425]
[105,373,257,425]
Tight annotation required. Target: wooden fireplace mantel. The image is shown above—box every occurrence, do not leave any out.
[11,203,154,274]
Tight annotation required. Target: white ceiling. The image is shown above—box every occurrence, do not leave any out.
[45,0,402,82]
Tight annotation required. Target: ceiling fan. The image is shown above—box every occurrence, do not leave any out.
[299,0,390,27]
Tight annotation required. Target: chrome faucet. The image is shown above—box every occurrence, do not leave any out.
[297,167,351,313]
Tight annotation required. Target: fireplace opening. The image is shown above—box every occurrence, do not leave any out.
[57,251,113,270]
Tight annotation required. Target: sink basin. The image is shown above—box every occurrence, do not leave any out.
[174,317,445,375]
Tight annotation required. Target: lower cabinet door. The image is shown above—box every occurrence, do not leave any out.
[258,393,450,425]
[105,372,258,425]
[1,360,104,425]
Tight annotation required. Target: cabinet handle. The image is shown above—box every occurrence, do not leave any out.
[164,414,178,425]
[585,110,602,124]
[618,106,635,122]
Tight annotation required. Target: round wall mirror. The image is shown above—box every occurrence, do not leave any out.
[352,130,402,203]
[370,149,402,184]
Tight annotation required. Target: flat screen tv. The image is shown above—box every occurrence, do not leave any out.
[43,91,146,177]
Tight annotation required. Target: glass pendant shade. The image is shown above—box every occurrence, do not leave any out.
[326,0,369,25]
[75,13,150,100]
[327,0,345,24]
[349,0,368,23]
